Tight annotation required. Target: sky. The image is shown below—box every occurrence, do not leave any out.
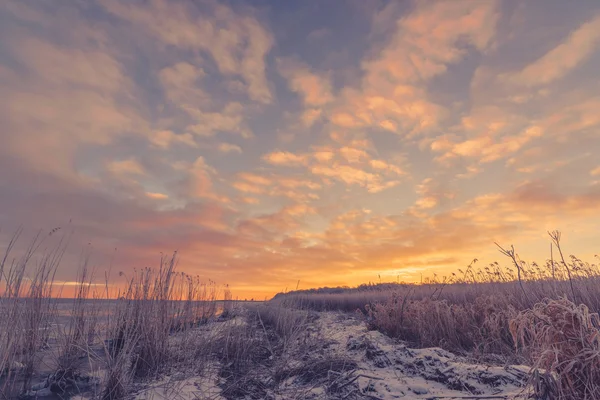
[1,0,600,299]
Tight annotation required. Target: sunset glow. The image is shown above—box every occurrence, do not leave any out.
[1,1,599,300]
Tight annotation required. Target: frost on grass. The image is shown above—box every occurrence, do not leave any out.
[511,297,600,400]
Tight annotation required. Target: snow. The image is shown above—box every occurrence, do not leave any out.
[318,312,532,399]
[45,309,533,399]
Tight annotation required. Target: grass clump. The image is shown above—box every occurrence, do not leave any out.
[101,253,225,398]
[0,231,62,397]
[511,297,600,399]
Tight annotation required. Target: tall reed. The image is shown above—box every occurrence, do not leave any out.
[1,232,228,399]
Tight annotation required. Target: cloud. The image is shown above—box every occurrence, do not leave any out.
[366,0,499,82]
[310,165,373,185]
[310,164,399,193]
[312,149,335,162]
[508,178,600,214]
[102,0,274,103]
[262,151,308,166]
[157,62,254,139]
[218,142,243,154]
[415,196,438,209]
[277,177,321,191]
[0,19,146,176]
[146,192,169,200]
[259,139,405,195]
[150,130,197,148]
[435,125,543,164]
[159,62,208,107]
[241,197,260,205]
[178,157,218,200]
[12,37,127,94]
[307,28,330,41]
[412,178,456,210]
[232,181,264,194]
[339,146,369,163]
[232,173,321,202]
[107,159,145,176]
[329,1,500,137]
[277,57,333,107]
[301,108,323,127]
[369,159,404,175]
[281,203,316,217]
[543,97,600,137]
[591,166,600,176]
[238,173,271,186]
[504,14,600,87]
[186,102,253,138]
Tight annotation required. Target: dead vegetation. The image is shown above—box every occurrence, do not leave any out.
[0,230,63,398]
[3,228,600,399]
[275,232,600,399]
[511,297,600,400]
[0,232,229,399]
[190,303,362,399]
[364,294,518,359]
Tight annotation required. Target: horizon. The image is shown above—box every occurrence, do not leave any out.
[1,0,600,300]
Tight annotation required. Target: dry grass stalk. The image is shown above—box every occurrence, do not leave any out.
[0,230,63,397]
[55,253,98,372]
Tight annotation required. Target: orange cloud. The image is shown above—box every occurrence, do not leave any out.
[238,173,271,186]
[369,159,404,175]
[180,157,221,200]
[103,0,273,103]
[146,192,169,200]
[301,108,323,127]
[233,172,322,202]
[232,181,264,194]
[313,149,335,162]
[150,130,197,148]
[185,102,253,138]
[0,26,146,178]
[277,57,333,107]
[262,151,308,166]
[328,1,499,136]
[436,125,543,164]
[339,146,369,163]
[218,142,242,154]
[504,14,600,87]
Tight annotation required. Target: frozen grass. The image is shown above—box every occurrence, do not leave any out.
[511,298,600,399]
[0,233,229,399]
[0,230,63,396]
[101,257,231,399]
[201,302,356,399]
[3,229,600,399]
[274,232,600,398]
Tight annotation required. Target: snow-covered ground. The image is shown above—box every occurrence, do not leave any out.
[134,310,533,400]
[318,312,531,399]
